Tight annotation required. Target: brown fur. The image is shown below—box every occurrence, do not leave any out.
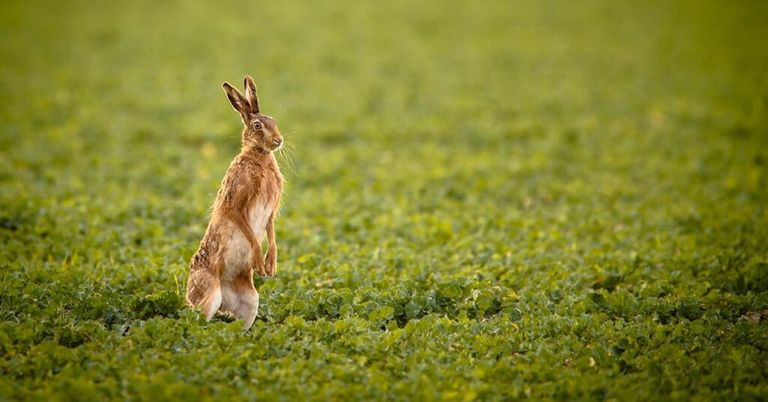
[186,75,283,330]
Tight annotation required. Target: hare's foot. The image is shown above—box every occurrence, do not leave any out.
[221,284,259,331]
[239,290,259,330]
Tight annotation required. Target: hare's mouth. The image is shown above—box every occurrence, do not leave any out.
[271,138,283,150]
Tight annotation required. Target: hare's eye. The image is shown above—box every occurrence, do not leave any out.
[253,121,262,130]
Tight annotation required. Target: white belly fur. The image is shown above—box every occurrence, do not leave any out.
[221,200,275,281]
[249,200,272,242]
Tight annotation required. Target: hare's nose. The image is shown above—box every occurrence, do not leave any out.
[273,138,282,146]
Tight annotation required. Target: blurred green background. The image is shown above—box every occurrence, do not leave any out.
[1,0,767,400]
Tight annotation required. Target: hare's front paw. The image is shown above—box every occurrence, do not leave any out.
[252,255,268,277]
[265,249,277,277]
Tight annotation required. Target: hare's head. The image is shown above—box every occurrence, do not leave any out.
[223,76,283,152]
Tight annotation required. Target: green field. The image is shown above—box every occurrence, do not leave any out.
[1,0,767,400]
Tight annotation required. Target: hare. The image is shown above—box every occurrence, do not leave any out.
[186,75,283,330]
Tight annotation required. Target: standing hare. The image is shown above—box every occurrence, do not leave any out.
[186,75,283,330]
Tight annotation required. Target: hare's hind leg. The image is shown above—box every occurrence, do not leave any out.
[186,269,223,321]
[237,286,259,330]
[221,273,259,330]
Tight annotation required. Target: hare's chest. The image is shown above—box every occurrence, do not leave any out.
[248,198,275,241]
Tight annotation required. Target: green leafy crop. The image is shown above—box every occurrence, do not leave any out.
[1,0,767,400]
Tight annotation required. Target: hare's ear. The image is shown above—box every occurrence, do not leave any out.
[222,82,250,116]
[243,75,260,113]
